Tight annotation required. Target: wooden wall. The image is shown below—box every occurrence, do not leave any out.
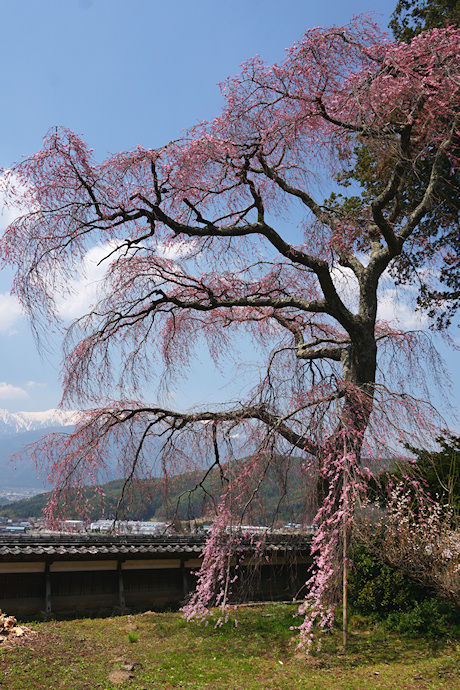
[0,554,312,619]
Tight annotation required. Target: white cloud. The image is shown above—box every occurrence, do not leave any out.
[331,261,427,331]
[377,283,428,330]
[0,293,24,333]
[330,264,359,312]
[156,240,198,260]
[0,382,29,400]
[0,173,29,333]
[26,380,48,389]
[1,173,195,325]
[56,241,122,320]
[57,238,196,321]
[0,204,20,235]
[0,170,31,235]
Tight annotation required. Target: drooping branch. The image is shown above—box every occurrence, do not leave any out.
[101,403,321,458]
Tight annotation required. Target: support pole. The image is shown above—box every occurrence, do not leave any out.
[343,503,348,649]
[181,559,189,599]
[45,562,52,616]
[117,561,125,610]
[342,445,348,650]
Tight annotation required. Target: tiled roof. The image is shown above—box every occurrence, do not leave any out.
[0,534,311,561]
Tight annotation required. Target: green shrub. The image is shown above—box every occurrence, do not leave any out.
[386,598,460,639]
[348,546,429,615]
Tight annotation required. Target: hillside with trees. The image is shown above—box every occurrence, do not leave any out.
[0,456,313,526]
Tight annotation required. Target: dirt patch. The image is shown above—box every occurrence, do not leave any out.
[0,610,40,652]
[0,626,52,654]
[107,669,134,685]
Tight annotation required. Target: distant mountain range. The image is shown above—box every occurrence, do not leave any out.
[0,408,77,435]
[0,408,77,490]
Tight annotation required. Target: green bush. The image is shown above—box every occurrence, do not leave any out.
[348,546,429,615]
[386,598,460,639]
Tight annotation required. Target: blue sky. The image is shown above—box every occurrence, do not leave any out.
[0,0,458,426]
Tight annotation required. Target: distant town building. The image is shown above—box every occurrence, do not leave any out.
[0,521,31,534]
[88,519,169,535]
[62,520,85,532]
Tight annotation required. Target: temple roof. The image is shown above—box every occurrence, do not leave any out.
[0,533,311,562]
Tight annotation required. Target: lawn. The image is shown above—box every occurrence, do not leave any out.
[0,603,459,688]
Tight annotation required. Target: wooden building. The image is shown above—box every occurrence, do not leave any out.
[0,534,312,619]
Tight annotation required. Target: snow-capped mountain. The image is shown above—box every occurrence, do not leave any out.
[0,408,78,435]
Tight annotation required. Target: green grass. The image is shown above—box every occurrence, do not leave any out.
[0,603,459,688]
